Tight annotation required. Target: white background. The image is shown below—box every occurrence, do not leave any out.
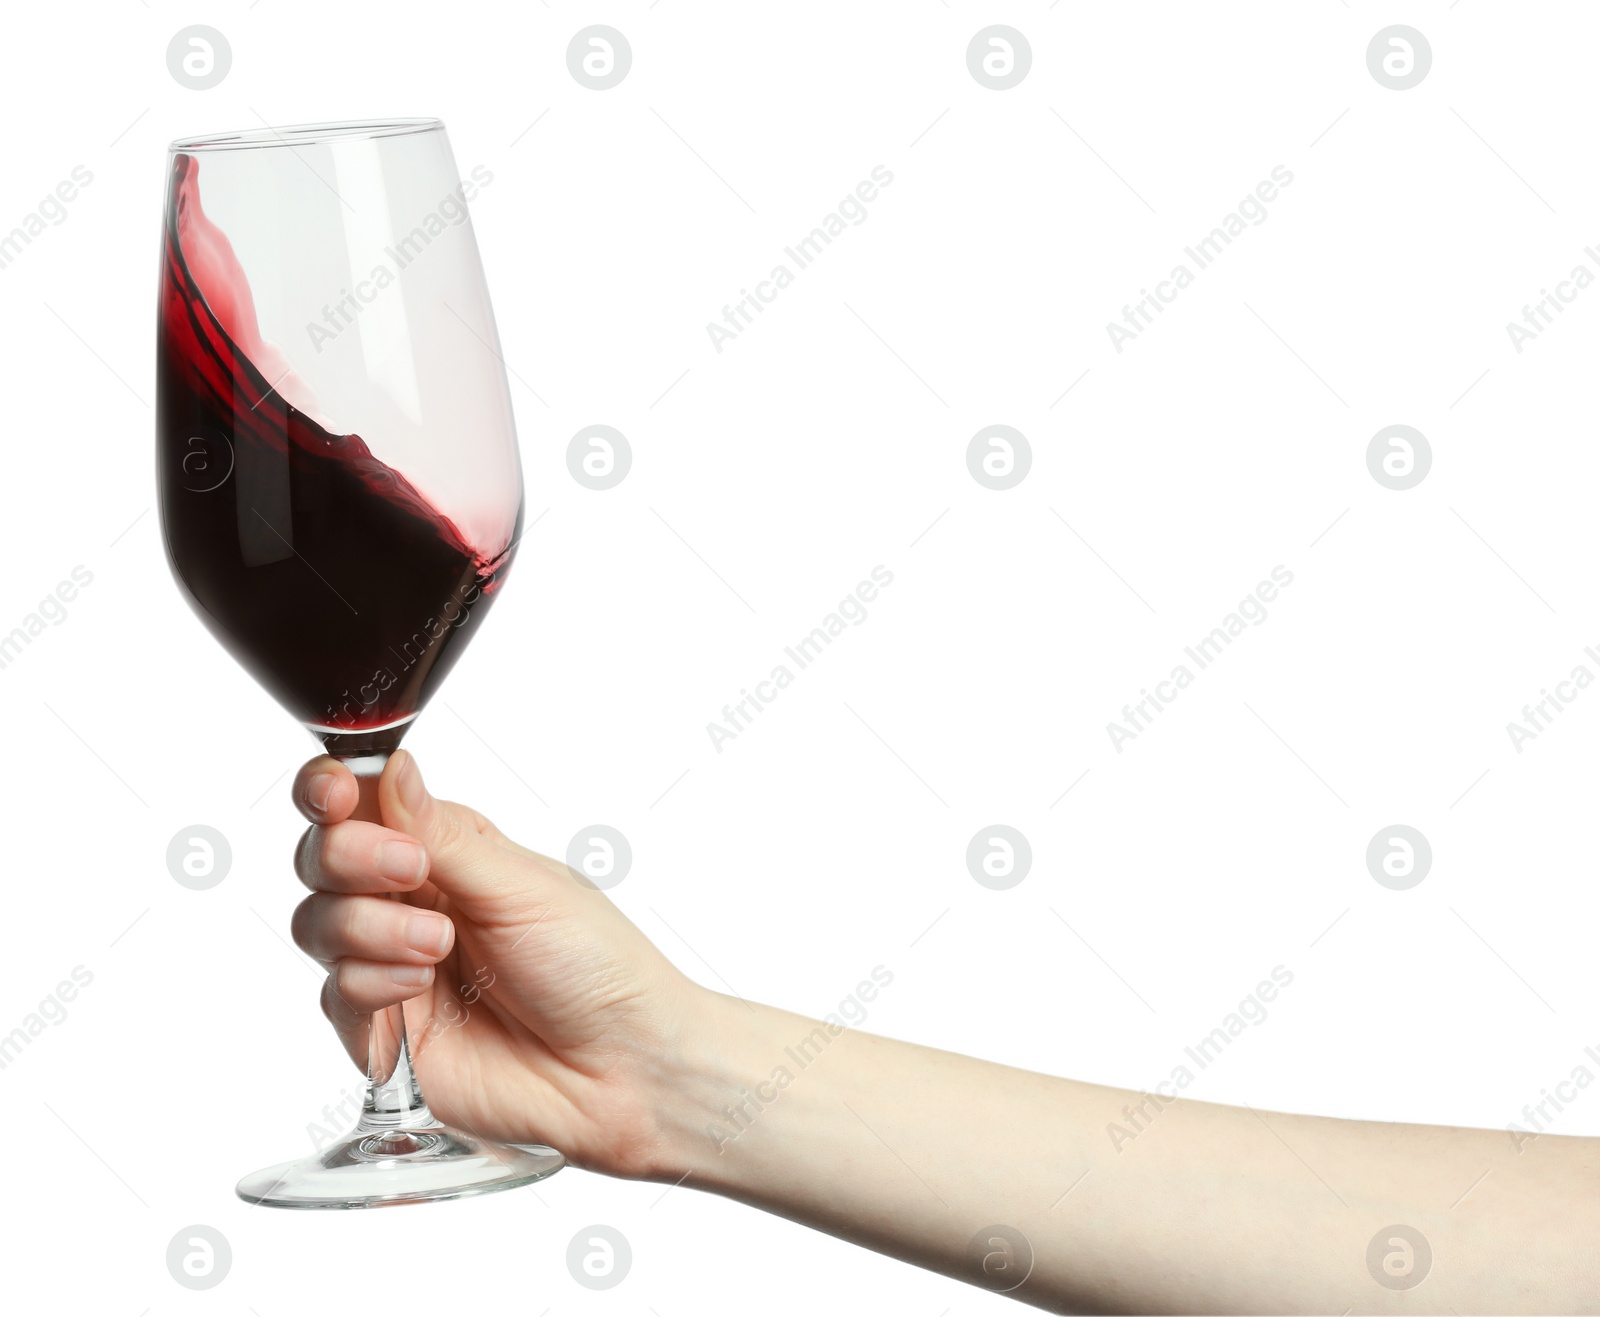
[1,1,1596,1311]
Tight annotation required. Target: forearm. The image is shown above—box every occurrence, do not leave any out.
[655,991,1600,1312]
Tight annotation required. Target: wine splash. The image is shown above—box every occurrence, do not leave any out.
[157,152,518,750]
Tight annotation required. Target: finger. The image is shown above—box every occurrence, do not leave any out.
[295,819,429,894]
[326,958,435,1013]
[378,751,557,916]
[292,892,454,966]
[293,756,360,825]
[321,974,370,1071]
[320,964,437,1073]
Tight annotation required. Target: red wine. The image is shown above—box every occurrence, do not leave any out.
[157,153,518,753]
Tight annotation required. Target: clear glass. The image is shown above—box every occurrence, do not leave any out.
[156,118,561,1207]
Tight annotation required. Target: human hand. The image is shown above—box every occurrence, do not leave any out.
[288,749,709,1179]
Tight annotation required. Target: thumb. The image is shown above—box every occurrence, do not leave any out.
[378,750,543,919]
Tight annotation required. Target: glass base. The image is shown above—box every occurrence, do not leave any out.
[237,1122,563,1209]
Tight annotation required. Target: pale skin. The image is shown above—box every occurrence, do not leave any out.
[290,750,1600,1313]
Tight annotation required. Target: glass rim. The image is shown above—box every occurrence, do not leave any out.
[168,118,445,152]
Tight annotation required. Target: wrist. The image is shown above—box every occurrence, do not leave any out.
[641,986,790,1187]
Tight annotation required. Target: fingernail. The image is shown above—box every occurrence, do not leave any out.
[377,840,427,885]
[307,772,335,814]
[396,753,425,814]
[405,913,452,958]
[389,964,433,988]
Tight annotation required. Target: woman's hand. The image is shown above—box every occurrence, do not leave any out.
[282,753,1600,1312]
[289,749,708,1180]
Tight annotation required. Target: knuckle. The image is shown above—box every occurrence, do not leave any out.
[293,825,322,886]
[319,823,356,876]
[432,802,469,856]
[323,821,374,877]
[337,896,395,957]
[347,900,382,950]
[289,893,323,953]
[331,960,357,1001]
[329,962,369,1015]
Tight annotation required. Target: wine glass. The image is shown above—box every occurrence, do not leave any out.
[156,118,563,1207]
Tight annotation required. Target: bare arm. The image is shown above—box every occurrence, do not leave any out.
[289,751,1600,1313]
[659,995,1600,1312]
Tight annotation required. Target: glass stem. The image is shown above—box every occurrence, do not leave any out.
[343,753,437,1135]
